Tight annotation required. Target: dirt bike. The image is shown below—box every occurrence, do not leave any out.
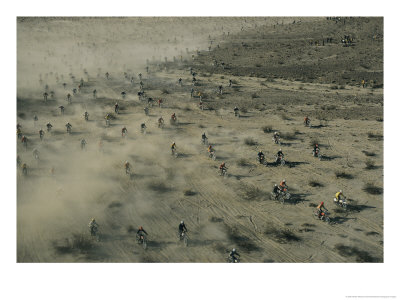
[257,155,267,166]
[275,155,286,166]
[66,127,71,134]
[234,110,240,117]
[170,118,177,125]
[334,197,347,210]
[209,151,216,161]
[158,122,164,129]
[312,149,322,160]
[179,231,188,247]
[84,114,89,121]
[171,148,178,158]
[314,210,331,223]
[227,256,240,263]
[105,119,110,127]
[304,119,311,127]
[201,137,208,145]
[125,167,131,175]
[136,234,147,250]
[22,166,27,176]
[144,108,149,116]
[141,127,146,135]
[273,137,281,145]
[275,189,291,203]
[220,167,228,177]
[33,151,39,160]
[90,225,100,242]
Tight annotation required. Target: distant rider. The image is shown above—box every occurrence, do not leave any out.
[178,220,187,238]
[229,248,240,262]
[88,218,98,236]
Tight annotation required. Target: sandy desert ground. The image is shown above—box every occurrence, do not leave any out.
[17,17,383,262]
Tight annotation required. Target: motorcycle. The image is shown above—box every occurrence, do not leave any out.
[273,137,281,145]
[312,149,322,160]
[257,155,267,166]
[179,231,188,247]
[334,197,347,210]
[276,189,291,203]
[275,155,286,166]
[171,148,178,158]
[170,118,177,125]
[201,137,208,145]
[136,234,147,250]
[227,256,240,263]
[314,209,331,223]
[90,225,100,242]
[304,119,311,127]
[209,151,216,161]
[220,167,228,177]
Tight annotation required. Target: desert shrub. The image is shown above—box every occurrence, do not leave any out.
[251,93,258,99]
[363,183,383,195]
[209,216,224,223]
[335,171,354,179]
[244,137,257,146]
[183,106,192,111]
[362,150,376,157]
[161,88,170,94]
[376,117,383,122]
[308,180,324,187]
[241,107,248,113]
[367,132,383,140]
[262,126,273,133]
[280,131,297,140]
[279,113,290,120]
[184,189,196,196]
[255,63,262,67]
[264,227,301,243]
[220,76,225,79]
[365,160,376,170]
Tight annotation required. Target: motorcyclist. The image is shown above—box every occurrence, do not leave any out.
[304,116,310,126]
[229,248,240,262]
[136,226,148,241]
[316,201,328,219]
[17,127,22,139]
[158,117,164,127]
[178,78,182,85]
[84,111,89,121]
[114,102,119,114]
[178,220,187,238]
[171,113,177,121]
[201,132,207,142]
[140,123,146,133]
[43,92,48,101]
[17,123,22,130]
[39,129,44,140]
[124,161,131,174]
[258,150,265,162]
[234,106,239,115]
[219,162,227,174]
[22,163,27,175]
[59,105,65,115]
[80,139,86,149]
[218,85,223,94]
[279,179,287,192]
[93,89,97,98]
[171,142,177,154]
[65,123,72,133]
[33,148,39,159]
[144,107,149,115]
[33,115,38,122]
[334,190,346,203]
[208,145,214,153]
[273,131,280,143]
[46,122,52,132]
[17,155,21,167]
[122,126,128,136]
[88,218,98,236]
[21,135,28,148]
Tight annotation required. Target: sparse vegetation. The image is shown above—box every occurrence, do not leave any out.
[334,244,379,262]
[161,88,170,94]
[365,159,376,170]
[308,180,324,187]
[184,189,196,196]
[262,125,273,133]
[362,150,376,157]
[335,171,354,179]
[363,183,383,195]
[367,132,383,140]
[244,137,257,146]
[265,226,301,243]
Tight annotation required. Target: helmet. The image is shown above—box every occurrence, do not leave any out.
[320,201,324,206]
[233,248,236,252]
[91,218,95,222]
[274,132,277,134]
[279,148,282,151]
[339,190,342,193]
[180,220,184,224]
[274,184,277,186]
[283,179,286,183]
[139,226,143,230]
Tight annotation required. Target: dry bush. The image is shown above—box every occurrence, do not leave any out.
[365,160,376,170]
[244,137,257,146]
[362,150,376,157]
[262,126,273,133]
[184,189,197,196]
[367,132,383,140]
[363,183,383,195]
[161,88,170,94]
[335,171,354,179]
[308,180,324,187]
[251,93,258,99]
